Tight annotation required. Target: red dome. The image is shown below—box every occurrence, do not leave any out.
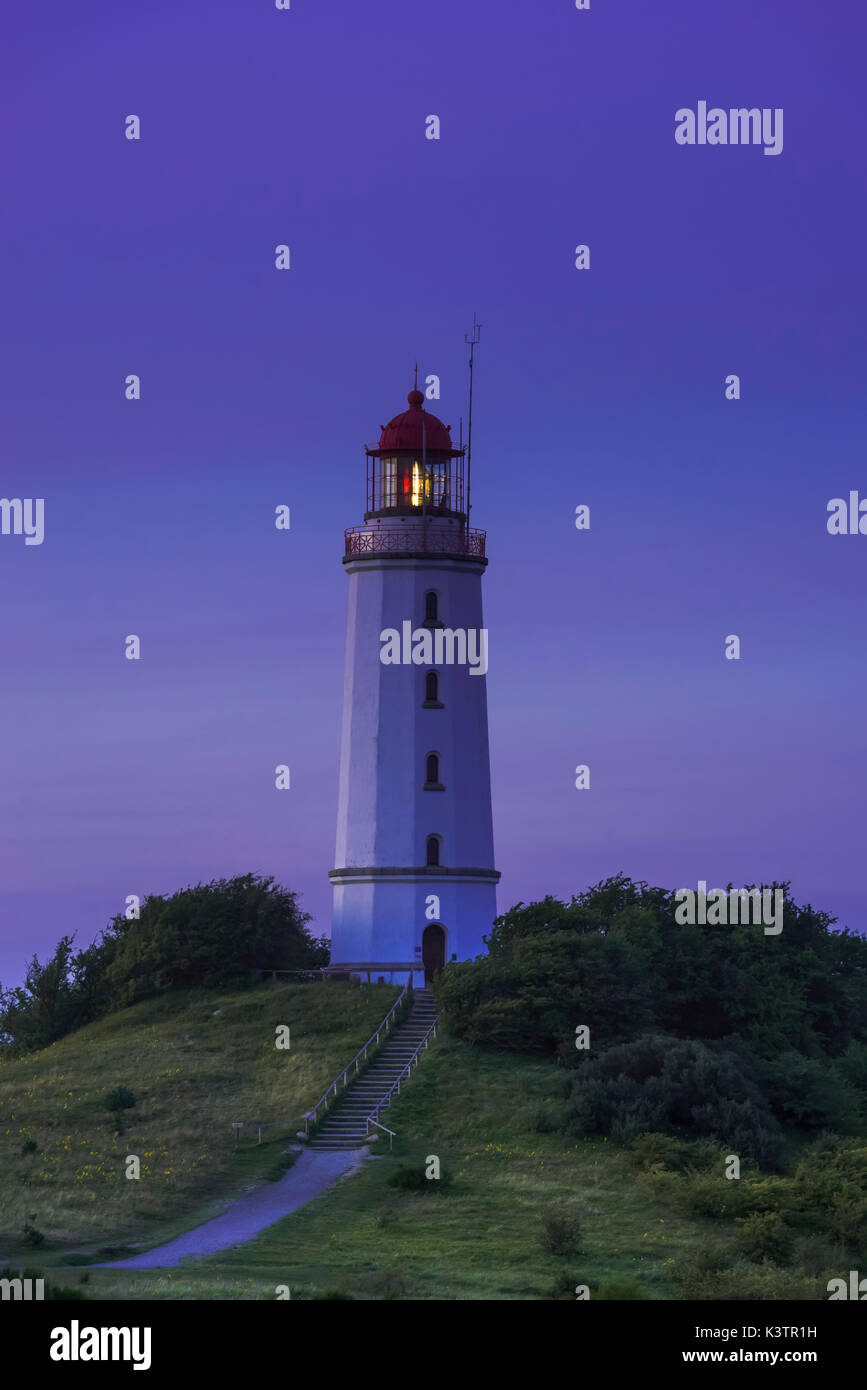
[379,390,454,453]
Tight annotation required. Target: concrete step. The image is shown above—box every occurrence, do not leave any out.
[307,996,439,1142]
[333,1110,390,1117]
[334,1080,404,1089]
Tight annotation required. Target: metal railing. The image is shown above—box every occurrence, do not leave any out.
[363,1017,439,1142]
[303,975,413,1137]
[367,1117,396,1151]
[345,525,486,558]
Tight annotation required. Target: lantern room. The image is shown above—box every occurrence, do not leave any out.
[364,388,466,519]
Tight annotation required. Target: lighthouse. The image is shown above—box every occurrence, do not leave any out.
[328,383,499,986]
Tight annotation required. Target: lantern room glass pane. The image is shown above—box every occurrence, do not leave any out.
[429,460,449,507]
[380,457,397,508]
[408,458,451,508]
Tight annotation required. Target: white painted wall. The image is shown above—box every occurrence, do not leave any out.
[330,540,498,978]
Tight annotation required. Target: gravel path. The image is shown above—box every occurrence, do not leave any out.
[92,1149,367,1269]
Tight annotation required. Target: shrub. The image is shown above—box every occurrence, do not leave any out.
[667,1246,726,1299]
[387,1163,452,1192]
[734,1211,793,1263]
[797,1130,852,1163]
[22,1215,45,1248]
[792,1233,853,1277]
[825,1192,867,1249]
[737,1176,799,1220]
[104,1085,137,1134]
[20,1139,38,1156]
[610,1107,652,1146]
[757,1052,864,1132]
[525,1105,555,1134]
[790,1142,867,1244]
[836,1040,867,1097]
[541,1209,583,1257]
[625,1132,720,1174]
[0,874,327,1055]
[565,1034,784,1167]
[669,1250,822,1301]
[675,1172,744,1220]
[436,876,867,1071]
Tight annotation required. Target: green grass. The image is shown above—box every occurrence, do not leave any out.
[0,980,399,1259]
[3,998,856,1299]
[32,1031,799,1301]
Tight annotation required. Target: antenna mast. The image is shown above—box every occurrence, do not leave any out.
[421,404,427,522]
[464,313,481,525]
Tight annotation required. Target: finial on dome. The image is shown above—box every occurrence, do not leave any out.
[407,388,424,407]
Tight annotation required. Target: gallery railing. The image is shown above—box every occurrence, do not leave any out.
[344,525,486,558]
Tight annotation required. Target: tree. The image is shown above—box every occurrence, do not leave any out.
[0,874,330,1056]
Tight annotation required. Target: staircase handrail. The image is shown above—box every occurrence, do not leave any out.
[366,1117,396,1151]
[363,1016,439,1134]
[303,974,413,1135]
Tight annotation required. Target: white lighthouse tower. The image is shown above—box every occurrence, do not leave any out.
[328,381,499,986]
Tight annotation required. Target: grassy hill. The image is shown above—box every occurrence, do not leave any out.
[0,981,398,1260]
[3,984,863,1299]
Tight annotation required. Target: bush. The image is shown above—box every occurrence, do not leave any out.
[0,874,328,1055]
[792,1233,853,1277]
[836,1040,867,1097]
[105,1085,137,1134]
[541,1209,583,1257]
[387,1162,452,1192]
[790,1142,867,1245]
[737,1176,799,1220]
[734,1211,793,1263]
[825,1192,867,1249]
[757,1053,864,1133]
[798,1129,853,1162]
[20,1139,38,1156]
[525,1105,555,1134]
[22,1215,44,1248]
[674,1172,745,1221]
[565,1034,784,1167]
[435,875,867,1072]
[625,1132,720,1174]
[669,1250,822,1301]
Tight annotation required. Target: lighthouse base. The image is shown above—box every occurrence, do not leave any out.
[328,870,499,987]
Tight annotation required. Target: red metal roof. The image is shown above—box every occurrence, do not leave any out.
[378,389,454,453]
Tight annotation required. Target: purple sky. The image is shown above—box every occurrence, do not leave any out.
[2,0,865,987]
